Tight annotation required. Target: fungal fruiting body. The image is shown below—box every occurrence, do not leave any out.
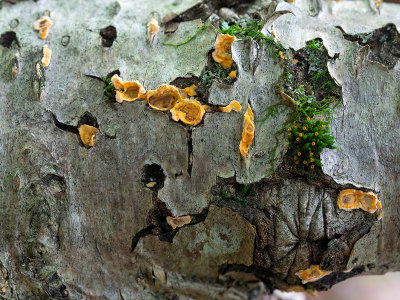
[295,265,332,284]
[33,15,53,39]
[166,216,192,229]
[78,124,98,147]
[212,34,237,69]
[229,70,237,78]
[36,63,41,79]
[337,189,381,216]
[41,45,51,67]
[170,98,206,126]
[147,85,182,111]
[239,104,255,157]
[147,17,159,43]
[219,100,242,113]
[111,74,146,103]
[182,84,197,97]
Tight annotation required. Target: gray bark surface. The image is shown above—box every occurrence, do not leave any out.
[0,0,400,299]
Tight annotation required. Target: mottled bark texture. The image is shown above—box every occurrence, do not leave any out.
[0,0,399,299]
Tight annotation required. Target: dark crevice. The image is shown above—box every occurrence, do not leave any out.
[51,113,78,135]
[186,128,193,177]
[0,31,20,48]
[141,164,166,191]
[100,25,117,47]
[77,111,99,128]
[130,225,156,252]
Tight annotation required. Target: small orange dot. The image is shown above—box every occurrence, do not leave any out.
[315,132,319,136]
[309,152,313,156]
[294,156,298,160]
[319,117,323,121]
[288,127,292,131]
[296,137,300,141]
[295,161,299,165]
[322,125,326,129]
[311,142,316,146]
[288,132,292,136]
[299,133,303,137]
[310,158,315,162]
[311,165,315,169]
[307,117,311,121]
[298,152,301,156]
[294,126,297,129]
[303,160,307,165]
[302,126,307,130]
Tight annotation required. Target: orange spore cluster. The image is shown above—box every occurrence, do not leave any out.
[33,15,53,39]
[295,265,332,284]
[212,34,237,69]
[239,104,255,158]
[337,189,382,217]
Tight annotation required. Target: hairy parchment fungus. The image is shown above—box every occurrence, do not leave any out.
[33,15,53,39]
[170,99,206,126]
[41,45,51,67]
[111,74,146,103]
[147,17,159,43]
[296,265,332,284]
[166,216,192,229]
[239,104,255,157]
[212,34,237,69]
[337,189,381,217]
[147,85,182,111]
[219,100,241,113]
[78,125,98,147]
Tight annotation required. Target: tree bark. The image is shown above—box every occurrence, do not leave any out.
[1,0,400,299]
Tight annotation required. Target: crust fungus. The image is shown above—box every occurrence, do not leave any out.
[182,84,197,97]
[33,15,53,39]
[212,34,237,69]
[147,85,182,111]
[170,99,206,126]
[166,216,192,229]
[147,17,159,43]
[229,70,237,78]
[239,104,255,157]
[78,124,98,147]
[219,100,242,113]
[111,74,146,103]
[337,189,381,216]
[41,45,51,67]
[295,265,332,284]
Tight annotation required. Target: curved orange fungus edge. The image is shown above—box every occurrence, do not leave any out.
[147,17,159,42]
[170,98,206,126]
[147,85,182,111]
[78,124,98,147]
[111,75,146,103]
[239,104,255,158]
[166,215,192,229]
[183,84,197,97]
[295,265,332,284]
[219,100,242,113]
[212,34,237,69]
[337,189,380,215]
[41,45,51,67]
[33,16,53,39]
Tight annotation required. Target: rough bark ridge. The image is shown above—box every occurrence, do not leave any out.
[0,0,399,299]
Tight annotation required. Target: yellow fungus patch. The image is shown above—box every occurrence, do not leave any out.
[212,34,237,69]
[239,104,255,158]
[36,63,41,79]
[337,189,380,215]
[170,99,206,126]
[219,100,242,113]
[295,265,332,284]
[229,70,237,78]
[33,15,53,39]
[146,182,157,188]
[147,85,182,111]
[183,84,197,97]
[78,124,98,147]
[41,45,51,67]
[111,75,146,103]
[147,17,159,42]
[166,215,192,229]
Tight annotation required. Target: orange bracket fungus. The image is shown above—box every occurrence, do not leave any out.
[337,189,381,216]
[295,265,332,284]
[219,100,242,113]
[147,17,159,43]
[239,104,255,158]
[41,45,51,67]
[166,216,192,229]
[170,98,206,126]
[111,74,146,103]
[146,84,182,111]
[33,15,53,39]
[212,34,237,69]
[78,124,98,147]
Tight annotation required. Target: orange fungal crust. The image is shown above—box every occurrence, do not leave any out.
[166,216,192,229]
[337,189,380,215]
[239,104,255,157]
[229,70,237,78]
[170,98,206,126]
[147,85,182,111]
[78,125,98,147]
[147,17,159,42]
[212,34,237,69]
[41,45,51,67]
[111,75,146,103]
[33,15,53,39]
[219,100,242,113]
[295,265,332,284]
[183,84,197,97]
